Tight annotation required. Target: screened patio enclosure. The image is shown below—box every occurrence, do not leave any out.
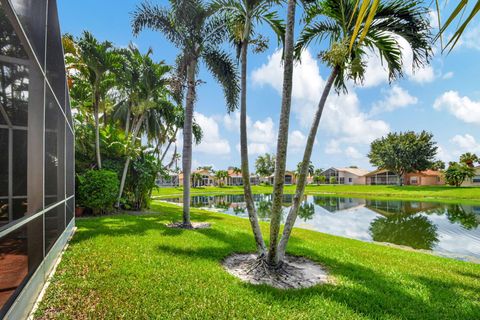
[0,0,74,318]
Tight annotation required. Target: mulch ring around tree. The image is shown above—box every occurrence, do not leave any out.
[166,222,211,229]
[222,253,332,289]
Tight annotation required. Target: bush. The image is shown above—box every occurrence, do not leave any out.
[77,169,119,214]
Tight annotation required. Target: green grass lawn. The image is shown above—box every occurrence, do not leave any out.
[153,184,480,204]
[35,202,480,319]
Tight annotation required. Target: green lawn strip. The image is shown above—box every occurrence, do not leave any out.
[153,185,480,205]
[35,202,480,319]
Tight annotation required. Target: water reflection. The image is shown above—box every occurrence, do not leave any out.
[163,194,480,258]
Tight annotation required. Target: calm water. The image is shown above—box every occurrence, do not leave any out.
[163,194,480,260]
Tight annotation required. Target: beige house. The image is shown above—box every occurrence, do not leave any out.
[462,166,480,186]
[322,167,370,185]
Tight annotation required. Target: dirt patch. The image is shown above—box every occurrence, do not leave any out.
[166,222,211,229]
[223,253,330,289]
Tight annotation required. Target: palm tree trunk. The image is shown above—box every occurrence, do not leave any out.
[116,113,145,207]
[125,106,131,135]
[182,58,197,228]
[267,0,297,267]
[94,91,102,169]
[240,41,267,255]
[276,67,339,262]
[160,127,179,163]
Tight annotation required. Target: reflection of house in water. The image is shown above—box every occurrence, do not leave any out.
[313,196,366,212]
[365,200,442,217]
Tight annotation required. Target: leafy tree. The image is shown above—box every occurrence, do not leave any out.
[313,175,326,185]
[255,153,276,177]
[273,0,433,266]
[133,0,239,228]
[368,131,438,186]
[329,176,336,184]
[212,0,284,255]
[445,161,475,187]
[460,153,479,168]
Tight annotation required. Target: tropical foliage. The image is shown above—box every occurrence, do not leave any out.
[67,32,188,213]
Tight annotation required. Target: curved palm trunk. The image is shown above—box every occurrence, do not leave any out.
[276,67,339,262]
[267,0,297,266]
[94,91,102,169]
[116,113,146,207]
[160,127,179,163]
[240,41,267,254]
[182,59,198,228]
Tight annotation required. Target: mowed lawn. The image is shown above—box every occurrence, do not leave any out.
[153,185,480,203]
[35,202,480,319]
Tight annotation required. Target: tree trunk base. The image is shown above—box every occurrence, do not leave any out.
[222,253,330,289]
[166,222,211,230]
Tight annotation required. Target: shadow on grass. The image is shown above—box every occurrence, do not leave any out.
[71,208,223,244]
[156,225,480,319]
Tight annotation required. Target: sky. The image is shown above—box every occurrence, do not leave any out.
[58,0,480,172]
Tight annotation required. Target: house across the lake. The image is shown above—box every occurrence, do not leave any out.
[462,166,480,187]
[365,169,445,186]
[268,171,296,185]
[156,171,180,187]
[321,167,370,185]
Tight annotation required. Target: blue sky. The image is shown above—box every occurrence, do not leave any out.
[58,0,480,171]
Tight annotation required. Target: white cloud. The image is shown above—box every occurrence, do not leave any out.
[252,49,390,149]
[456,25,480,51]
[433,91,480,124]
[289,130,308,150]
[345,146,363,159]
[451,134,480,153]
[362,37,436,87]
[370,85,418,115]
[193,112,231,155]
[225,112,276,155]
[325,140,341,155]
[442,71,454,80]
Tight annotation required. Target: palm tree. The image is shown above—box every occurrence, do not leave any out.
[460,153,479,168]
[133,0,239,228]
[191,172,203,187]
[215,170,229,187]
[75,31,122,169]
[267,0,298,266]
[275,0,433,264]
[212,0,284,255]
[115,45,174,207]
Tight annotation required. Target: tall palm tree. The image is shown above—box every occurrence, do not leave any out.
[267,0,297,266]
[75,32,122,169]
[132,0,239,228]
[115,45,174,207]
[212,0,284,255]
[276,0,432,263]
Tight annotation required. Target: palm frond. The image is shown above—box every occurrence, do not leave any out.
[202,47,240,112]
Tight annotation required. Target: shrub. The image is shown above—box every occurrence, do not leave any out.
[444,162,475,187]
[77,169,119,214]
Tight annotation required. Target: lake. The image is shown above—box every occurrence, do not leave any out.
[162,194,480,261]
